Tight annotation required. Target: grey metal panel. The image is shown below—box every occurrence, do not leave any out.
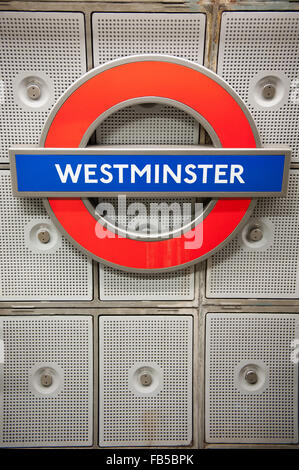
[92,13,206,65]
[205,312,299,444]
[99,264,194,301]
[0,315,93,447]
[99,315,193,446]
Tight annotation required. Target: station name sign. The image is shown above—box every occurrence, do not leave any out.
[10,146,290,198]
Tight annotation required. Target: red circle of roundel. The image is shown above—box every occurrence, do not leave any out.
[42,57,259,271]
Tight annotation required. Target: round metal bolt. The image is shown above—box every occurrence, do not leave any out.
[262,84,276,100]
[245,369,258,385]
[247,225,263,243]
[140,372,153,387]
[40,372,53,388]
[37,230,50,244]
[26,83,41,101]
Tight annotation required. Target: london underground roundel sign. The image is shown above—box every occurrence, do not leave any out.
[10,56,290,272]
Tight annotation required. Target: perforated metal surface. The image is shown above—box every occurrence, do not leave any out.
[99,265,194,300]
[205,313,299,444]
[0,170,92,300]
[99,315,193,446]
[95,103,199,146]
[92,13,205,146]
[92,13,206,65]
[206,169,299,298]
[218,11,299,162]
[0,316,93,447]
[0,11,86,162]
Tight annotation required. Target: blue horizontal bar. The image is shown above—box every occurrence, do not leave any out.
[14,153,285,194]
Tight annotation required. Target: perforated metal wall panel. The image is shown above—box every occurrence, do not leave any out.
[95,102,199,146]
[205,313,299,444]
[92,13,206,65]
[99,265,194,301]
[99,315,193,446]
[0,11,86,162]
[206,169,299,298]
[0,170,92,300]
[218,11,299,162]
[92,13,205,146]
[0,316,93,447]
